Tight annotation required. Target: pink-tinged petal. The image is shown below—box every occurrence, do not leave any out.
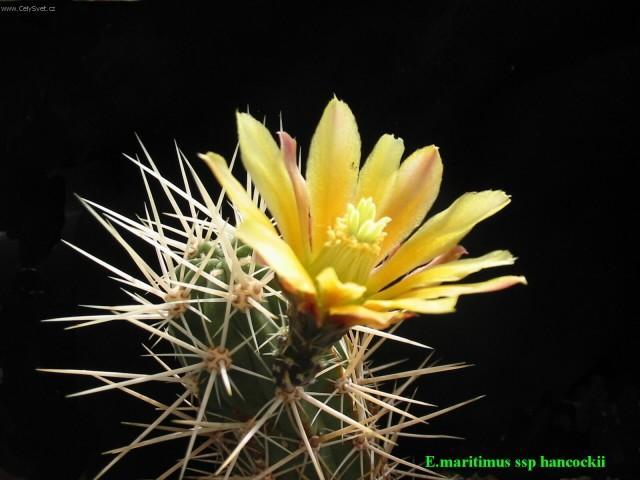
[278,131,311,259]
[354,134,404,209]
[377,145,443,261]
[373,250,516,300]
[368,190,511,293]
[234,220,316,297]
[423,245,468,269]
[306,97,361,255]
[328,304,410,329]
[199,152,275,232]
[397,275,527,300]
[236,113,308,260]
[364,296,458,315]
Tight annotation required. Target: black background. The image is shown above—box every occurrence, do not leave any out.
[1,2,638,479]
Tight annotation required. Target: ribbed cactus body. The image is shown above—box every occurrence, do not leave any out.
[173,240,361,479]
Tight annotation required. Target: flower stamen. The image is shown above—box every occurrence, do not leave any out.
[312,197,390,285]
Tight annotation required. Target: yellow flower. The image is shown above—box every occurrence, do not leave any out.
[200,97,525,329]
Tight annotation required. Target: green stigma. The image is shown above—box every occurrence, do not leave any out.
[344,197,391,245]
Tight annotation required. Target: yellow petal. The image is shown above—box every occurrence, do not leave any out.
[236,113,308,260]
[328,304,405,329]
[307,97,361,254]
[199,152,274,232]
[373,250,516,300]
[354,134,404,209]
[421,245,468,268]
[364,296,458,314]
[368,190,511,292]
[397,275,527,300]
[279,132,311,261]
[316,267,366,310]
[234,220,316,296]
[377,145,443,260]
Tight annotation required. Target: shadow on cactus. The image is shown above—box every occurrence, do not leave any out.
[42,98,525,479]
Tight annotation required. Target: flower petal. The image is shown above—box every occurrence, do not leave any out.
[328,304,407,329]
[234,220,316,296]
[279,131,311,261]
[368,190,511,292]
[373,250,517,300]
[377,145,443,260]
[307,97,361,255]
[354,134,404,209]
[397,275,527,300]
[422,245,468,268]
[199,152,274,231]
[236,113,308,260]
[316,267,366,310]
[364,296,458,314]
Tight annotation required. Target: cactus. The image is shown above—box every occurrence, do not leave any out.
[43,98,524,479]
